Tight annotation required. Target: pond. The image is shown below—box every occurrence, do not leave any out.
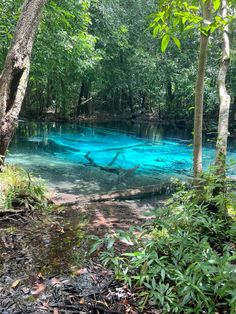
[7,121,236,194]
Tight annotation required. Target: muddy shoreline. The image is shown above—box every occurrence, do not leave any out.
[0,195,161,313]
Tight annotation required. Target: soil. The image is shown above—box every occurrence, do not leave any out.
[0,195,162,313]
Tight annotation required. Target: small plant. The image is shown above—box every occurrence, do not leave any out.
[0,165,47,211]
[91,173,236,313]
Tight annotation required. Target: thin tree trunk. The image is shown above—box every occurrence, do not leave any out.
[0,0,46,165]
[193,0,211,179]
[215,0,231,175]
[128,86,133,112]
[77,81,85,115]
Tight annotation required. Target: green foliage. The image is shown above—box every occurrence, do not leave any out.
[91,175,236,313]
[1,0,236,125]
[150,0,232,51]
[21,0,100,118]
[0,165,47,211]
[161,34,170,52]
[0,0,22,67]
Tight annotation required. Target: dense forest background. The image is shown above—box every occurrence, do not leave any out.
[1,0,236,129]
[0,2,236,313]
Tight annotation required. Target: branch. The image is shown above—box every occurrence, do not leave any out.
[108,151,121,166]
[84,152,139,175]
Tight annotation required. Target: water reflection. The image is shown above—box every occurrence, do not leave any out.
[8,121,236,194]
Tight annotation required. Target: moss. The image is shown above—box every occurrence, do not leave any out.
[25,295,37,303]
[4,226,18,234]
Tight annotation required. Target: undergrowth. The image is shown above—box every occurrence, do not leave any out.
[91,173,236,313]
[0,165,47,211]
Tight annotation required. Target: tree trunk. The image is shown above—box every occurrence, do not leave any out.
[215,0,231,175]
[128,86,133,112]
[0,0,46,165]
[77,81,85,115]
[193,0,211,179]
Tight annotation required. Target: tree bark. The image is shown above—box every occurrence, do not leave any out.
[0,0,46,165]
[77,81,85,115]
[193,0,211,179]
[215,0,231,175]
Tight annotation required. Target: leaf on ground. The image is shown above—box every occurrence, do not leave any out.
[39,302,49,310]
[79,297,86,304]
[53,308,59,314]
[73,268,88,276]
[31,283,46,295]
[51,224,65,233]
[11,279,21,289]
[37,272,45,280]
[51,277,61,286]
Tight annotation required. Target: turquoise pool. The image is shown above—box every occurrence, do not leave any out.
[7,121,236,194]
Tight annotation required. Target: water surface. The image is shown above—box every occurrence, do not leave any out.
[8,121,236,194]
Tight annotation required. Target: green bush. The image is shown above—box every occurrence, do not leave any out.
[0,165,47,211]
[91,176,236,313]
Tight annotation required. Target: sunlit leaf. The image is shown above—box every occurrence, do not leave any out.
[31,283,46,295]
[213,0,221,11]
[161,34,170,52]
[172,35,181,49]
[11,279,21,289]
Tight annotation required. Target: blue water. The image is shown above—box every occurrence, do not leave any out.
[7,121,236,194]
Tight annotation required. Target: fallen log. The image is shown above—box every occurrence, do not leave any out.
[89,183,174,202]
[54,183,176,206]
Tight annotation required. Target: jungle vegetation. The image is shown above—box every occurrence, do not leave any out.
[0,0,235,124]
[0,1,236,313]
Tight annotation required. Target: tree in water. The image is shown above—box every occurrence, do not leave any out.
[215,0,231,175]
[150,0,212,179]
[193,0,212,179]
[150,0,230,180]
[0,0,46,166]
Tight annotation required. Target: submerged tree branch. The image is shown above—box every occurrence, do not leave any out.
[84,152,140,175]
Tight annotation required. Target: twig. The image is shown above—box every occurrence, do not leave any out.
[0,209,25,216]
[108,152,121,167]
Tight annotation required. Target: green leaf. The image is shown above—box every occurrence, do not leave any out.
[161,34,170,53]
[161,269,166,281]
[107,238,115,250]
[153,25,160,37]
[184,24,195,31]
[89,240,102,254]
[213,0,221,11]
[123,251,145,257]
[172,35,181,49]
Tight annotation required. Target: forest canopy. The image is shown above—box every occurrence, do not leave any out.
[0,0,235,127]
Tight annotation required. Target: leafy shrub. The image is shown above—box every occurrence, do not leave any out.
[0,165,47,211]
[91,176,236,313]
